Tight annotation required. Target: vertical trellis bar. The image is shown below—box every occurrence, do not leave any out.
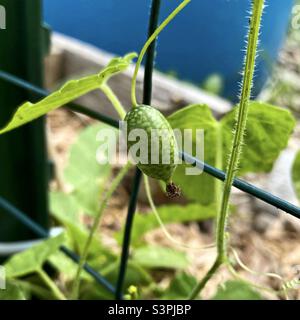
[115,0,162,300]
[0,0,49,243]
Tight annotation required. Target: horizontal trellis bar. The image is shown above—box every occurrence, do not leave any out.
[0,70,299,220]
[0,196,116,295]
[181,152,300,219]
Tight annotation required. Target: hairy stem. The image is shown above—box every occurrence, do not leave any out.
[37,269,66,300]
[189,0,265,300]
[101,84,126,119]
[131,0,191,107]
[215,124,223,207]
[70,162,132,300]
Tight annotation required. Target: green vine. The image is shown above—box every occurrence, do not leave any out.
[144,175,215,250]
[131,0,191,107]
[70,162,132,300]
[37,269,66,300]
[101,84,127,119]
[189,0,265,300]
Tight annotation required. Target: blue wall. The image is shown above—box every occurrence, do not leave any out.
[44,0,294,101]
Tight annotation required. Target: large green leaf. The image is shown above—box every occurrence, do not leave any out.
[50,191,106,257]
[48,251,90,282]
[64,123,114,216]
[17,278,53,300]
[50,191,80,223]
[84,242,152,288]
[221,101,296,174]
[50,190,117,281]
[292,151,300,200]
[79,261,152,300]
[0,281,27,300]
[116,203,217,246]
[168,102,295,204]
[212,280,262,300]
[5,233,65,278]
[0,53,136,135]
[168,104,219,204]
[162,272,198,299]
[79,281,114,300]
[132,246,189,270]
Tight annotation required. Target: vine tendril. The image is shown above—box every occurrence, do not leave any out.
[144,175,215,251]
[131,0,191,107]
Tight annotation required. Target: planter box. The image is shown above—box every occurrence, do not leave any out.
[45,33,231,119]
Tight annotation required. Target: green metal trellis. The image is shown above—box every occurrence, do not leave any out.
[0,0,49,243]
[0,0,299,300]
[115,0,162,300]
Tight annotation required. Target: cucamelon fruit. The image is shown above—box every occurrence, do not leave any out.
[124,104,180,197]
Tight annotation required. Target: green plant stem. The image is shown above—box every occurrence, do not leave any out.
[215,125,223,208]
[216,0,265,263]
[131,0,191,107]
[70,162,132,300]
[37,269,67,300]
[101,84,126,119]
[189,0,265,300]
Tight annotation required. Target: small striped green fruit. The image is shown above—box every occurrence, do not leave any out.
[124,105,180,197]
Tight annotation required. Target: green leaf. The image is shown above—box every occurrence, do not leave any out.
[116,203,217,246]
[221,102,296,175]
[79,261,152,300]
[50,191,115,273]
[5,233,65,278]
[79,281,114,300]
[132,246,189,270]
[213,280,262,300]
[292,151,300,200]
[50,191,104,257]
[168,102,295,205]
[64,123,114,216]
[0,53,136,135]
[102,260,152,288]
[19,279,53,300]
[48,251,90,282]
[50,191,80,223]
[84,249,152,288]
[0,281,27,300]
[168,104,219,204]
[162,272,198,299]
